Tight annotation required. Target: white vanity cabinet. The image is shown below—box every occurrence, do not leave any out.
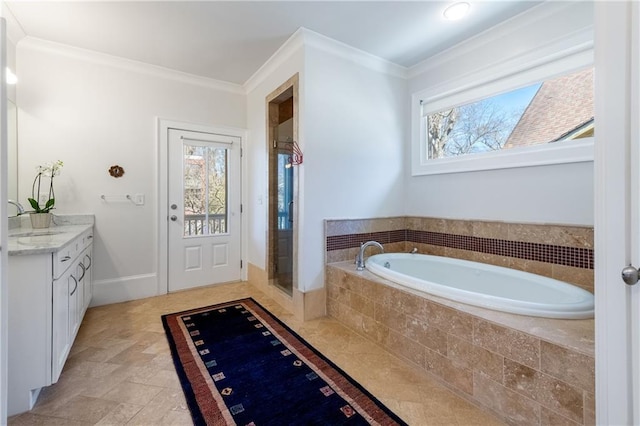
[8,226,93,416]
[51,245,92,382]
[53,243,93,380]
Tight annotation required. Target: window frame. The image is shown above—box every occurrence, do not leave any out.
[411,46,594,176]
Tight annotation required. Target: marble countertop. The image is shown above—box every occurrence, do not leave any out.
[8,214,94,256]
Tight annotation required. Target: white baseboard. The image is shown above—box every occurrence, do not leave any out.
[91,273,158,306]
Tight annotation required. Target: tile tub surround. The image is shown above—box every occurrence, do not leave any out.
[326,263,595,426]
[325,217,594,293]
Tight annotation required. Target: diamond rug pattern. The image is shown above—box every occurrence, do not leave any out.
[162,298,407,425]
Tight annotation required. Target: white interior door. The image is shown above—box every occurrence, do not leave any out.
[594,2,639,424]
[168,129,241,292]
[630,2,640,422]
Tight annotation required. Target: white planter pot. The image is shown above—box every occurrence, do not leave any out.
[30,213,52,229]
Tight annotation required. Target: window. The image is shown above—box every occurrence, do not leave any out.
[411,47,595,176]
[183,144,228,236]
[424,68,593,160]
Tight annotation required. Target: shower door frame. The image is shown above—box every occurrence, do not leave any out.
[266,74,299,297]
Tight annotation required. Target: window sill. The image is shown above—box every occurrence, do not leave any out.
[411,138,594,176]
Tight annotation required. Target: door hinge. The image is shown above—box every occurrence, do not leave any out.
[240,204,243,213]
[240,260,243,269]
[241,147,243,157]
[273,139,277,149]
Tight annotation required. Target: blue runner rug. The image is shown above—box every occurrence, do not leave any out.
[162,298,407,425]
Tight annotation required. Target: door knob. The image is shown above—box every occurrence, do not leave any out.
[170,215,177,221]
[621,265,639,285]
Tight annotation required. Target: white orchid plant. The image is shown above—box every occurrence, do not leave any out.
[28,160,64,213]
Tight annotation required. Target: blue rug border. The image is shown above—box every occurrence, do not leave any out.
[162,307,206,425]
[162,297,408,426]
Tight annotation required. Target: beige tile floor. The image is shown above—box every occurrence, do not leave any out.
[8,282,504,425]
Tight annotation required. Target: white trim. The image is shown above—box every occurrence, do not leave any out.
[412,140,594,176]
[16,27,407,99]
[594,2,635,424]
[244,28,305,93]
[300,28,406,79]
[244,27,407,93]
[181,135,234,145]
[90,273,158,307]
[241,134,248,282]
[157,118,248,295]
[408,1,592,79]
[417,50,593,117]
[18,37,244,95]
[631,3,640,423]
[0,18,8,425]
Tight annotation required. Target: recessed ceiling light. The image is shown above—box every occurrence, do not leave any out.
[443,2,471,21]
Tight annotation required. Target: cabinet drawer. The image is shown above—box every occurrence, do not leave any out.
[81,230,94,251]
[53,229,94,279]
[53,246,75,279]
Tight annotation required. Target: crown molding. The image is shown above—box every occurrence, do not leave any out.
[18,37,245,95]
[243,27,408,93]
[408,1,593,80]
[300,27,407,80]
[243,28,306,93]
[17,28,408,98]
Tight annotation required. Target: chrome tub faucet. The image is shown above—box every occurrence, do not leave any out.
[355,241,384,271]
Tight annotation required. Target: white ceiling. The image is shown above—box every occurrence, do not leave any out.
[4,1,542,85]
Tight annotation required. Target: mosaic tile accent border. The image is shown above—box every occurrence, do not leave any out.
[326,230,406,251]
[326,229,594,270]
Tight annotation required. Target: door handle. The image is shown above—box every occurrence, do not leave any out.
[288,201,294,223]
[170,215,177,221]
[622,265,639,285]
[79,262,86,281]
[70,275,78,296]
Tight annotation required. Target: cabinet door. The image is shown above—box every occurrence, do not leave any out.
[82,249,92,311]
[68,265,81,341]
[52,272,71,383]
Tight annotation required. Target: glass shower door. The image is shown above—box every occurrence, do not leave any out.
[275,151,294,294]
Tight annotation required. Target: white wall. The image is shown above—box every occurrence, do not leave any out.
[245,40,304,273]
[13,1,596,307]
[406,162,593,225]
[245,30,407,292]
[406,1,594,226]
[17,38,245,305]
[300,43,406,290]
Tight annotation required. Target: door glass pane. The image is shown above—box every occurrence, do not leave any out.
[183,143,228,237]
[277,153,293,230]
